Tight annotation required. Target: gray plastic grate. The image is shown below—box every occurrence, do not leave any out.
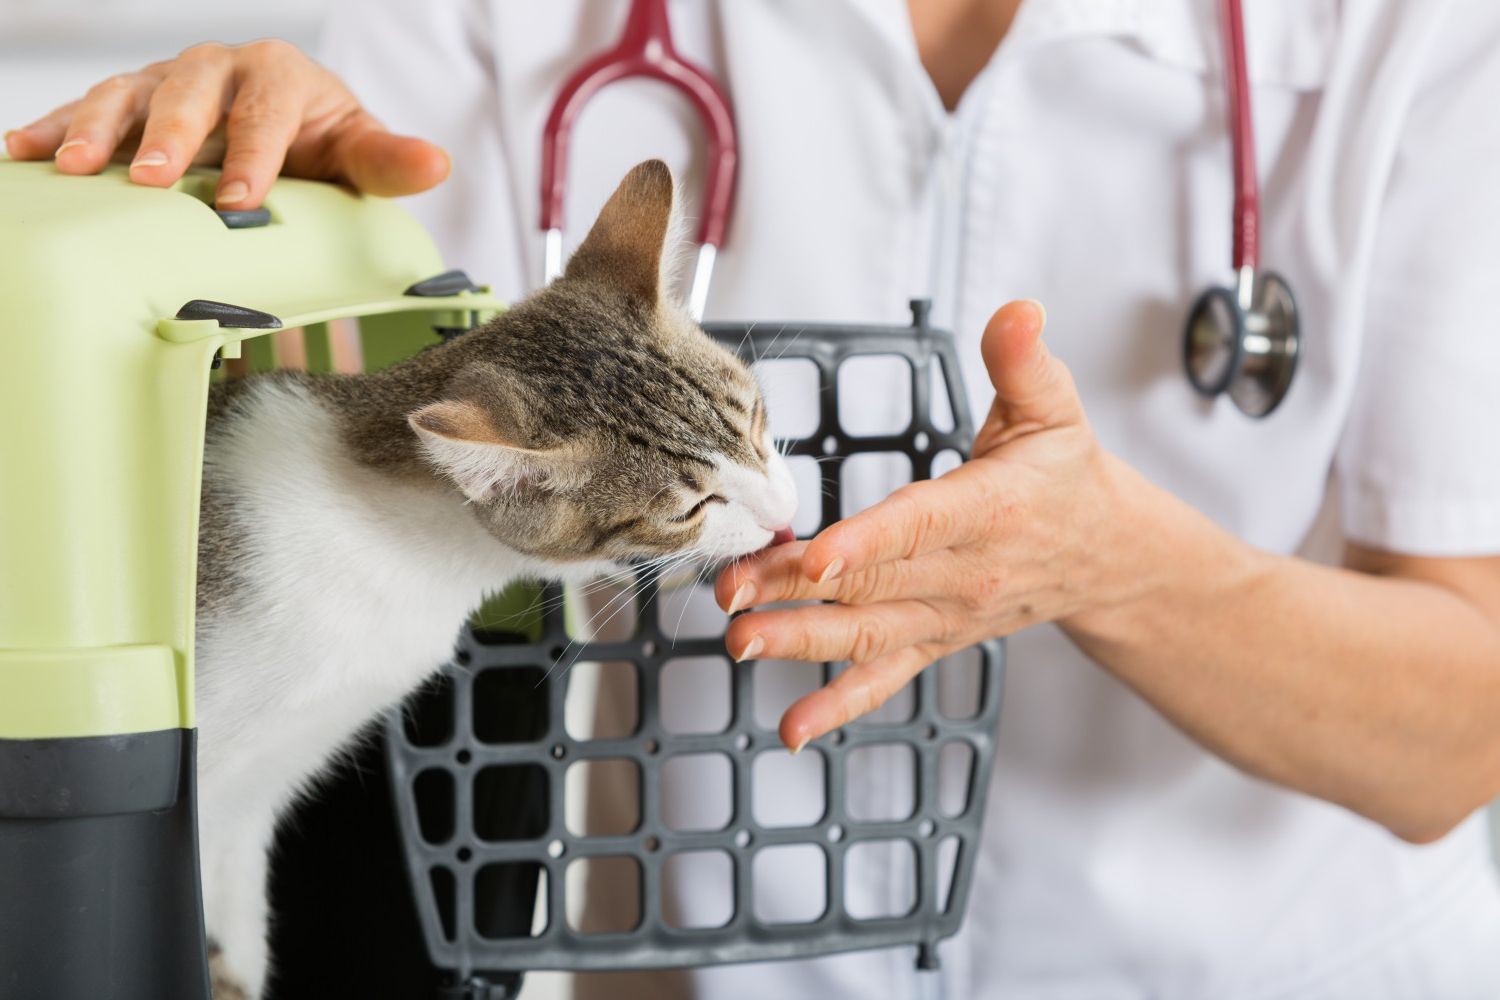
[385,301,1004,994]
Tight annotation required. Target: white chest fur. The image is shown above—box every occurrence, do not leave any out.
[193,381,527,817]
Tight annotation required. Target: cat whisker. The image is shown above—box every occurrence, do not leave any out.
[537,581,642,688]
[758,323,788,365]
[551,564,674,681]
[564,549,698,641]
[768,326,808,363]
[735,321,758,360]
[668,549,714,641]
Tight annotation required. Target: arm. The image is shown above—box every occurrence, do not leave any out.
[717,302,1500,844]
[1068,489,1500,845]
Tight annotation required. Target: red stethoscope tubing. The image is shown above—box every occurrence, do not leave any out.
[1219,0,1259,273]
[539,0,738,252]
[541,0,1262,314]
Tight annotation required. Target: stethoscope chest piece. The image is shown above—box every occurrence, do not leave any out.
[1184,0,1302,420]
[1184,270,1299,418]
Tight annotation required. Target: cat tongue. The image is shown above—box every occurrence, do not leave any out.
[770,526,796,547]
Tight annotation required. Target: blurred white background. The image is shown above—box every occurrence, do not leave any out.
[0,0,326,129]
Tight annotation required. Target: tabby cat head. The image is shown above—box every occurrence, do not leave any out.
[409,160,796,565]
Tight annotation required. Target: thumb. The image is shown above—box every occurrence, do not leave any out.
[336,128,451,198]
[980,299,1083,429]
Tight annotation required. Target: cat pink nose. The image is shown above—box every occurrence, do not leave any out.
[770,526,796,546]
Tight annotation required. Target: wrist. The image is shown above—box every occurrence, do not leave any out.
[1063,452,1271,650]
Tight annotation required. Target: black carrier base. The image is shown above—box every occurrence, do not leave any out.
[0,728,210,1000]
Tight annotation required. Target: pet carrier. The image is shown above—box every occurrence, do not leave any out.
[0,161,1003,1000]
[0,161,501,1000]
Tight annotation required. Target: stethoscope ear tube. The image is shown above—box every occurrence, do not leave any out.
[537,0,737,321]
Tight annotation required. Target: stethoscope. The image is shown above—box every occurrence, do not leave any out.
[539,0,735,322]
[541,0,1300,417]
[1184,0,1301,418]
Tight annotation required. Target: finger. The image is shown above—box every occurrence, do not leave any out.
[714,542,810,612]
[5,102,80,160]
[978,299,1084,434]
[718,542,960,611]
[724,598,952,665]
[129,45,235,187]
[799,473,987,585]
[779,643,954,750]
[215,67,306,208]
[331,124,451,197]
[55,73,156,174]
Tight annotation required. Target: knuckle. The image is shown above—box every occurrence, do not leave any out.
[241,38,298,63]
[140,116,198,147]
[771,563,807,601]
[225,122,277,154]
[226,101,289,135]
[916,597,953,639]
[837,567,881,605]
[221,146,276,173]
[913,505,952,555]
[222,130,290,167]
[150,71,213,106]
[840,561,903,605]
[178,42,229,65]
[86,74,137,100]
[936,607,967,644]
[145,95,214,134]
[847,617,888,663]
[886,490,925,557]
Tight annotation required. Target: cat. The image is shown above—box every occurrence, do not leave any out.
[193,160,797,999]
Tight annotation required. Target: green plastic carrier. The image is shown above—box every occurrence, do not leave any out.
[0,160,502,1000]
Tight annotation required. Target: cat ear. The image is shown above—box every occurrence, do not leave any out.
[409,399,569,502]
[563,158,675,305]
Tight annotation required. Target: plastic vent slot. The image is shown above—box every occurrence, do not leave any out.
[385,302,1004,991]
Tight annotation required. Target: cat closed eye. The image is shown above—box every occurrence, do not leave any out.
[673,494,726,522]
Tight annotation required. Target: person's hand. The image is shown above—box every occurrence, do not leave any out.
[3,40,450,210]
[716,300,1165,751]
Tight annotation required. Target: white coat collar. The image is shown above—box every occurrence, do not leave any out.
[838,0,1333,92]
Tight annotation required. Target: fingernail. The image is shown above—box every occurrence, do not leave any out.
[54,138,88,157]
[789,737,809,756]
[735,635,764,662]
[1023,298,1047,326]
[130,150,169,169]
[817,557,845,585]
[217,180,250,205]
[727,581,756,615]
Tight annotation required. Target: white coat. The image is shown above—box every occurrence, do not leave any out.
[321,2,1500,997]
